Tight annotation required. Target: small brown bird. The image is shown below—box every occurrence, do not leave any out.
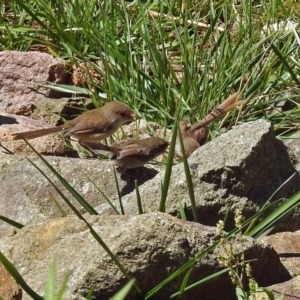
[177,120,208,158]
[177,93,242,158]
[12,101,135,147]
[85,137,169,175]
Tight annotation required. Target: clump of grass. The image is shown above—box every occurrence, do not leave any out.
[2,0,300,137]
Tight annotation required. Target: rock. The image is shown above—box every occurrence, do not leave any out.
[254,276,300,300]
[29,96,94,125]
[0,213,291,300]
[109,120,300,231]
[0,154,160,238]
[0,263,22,300]
[262,231,300,276]
[283,131,300,173]
[0,51,69,115]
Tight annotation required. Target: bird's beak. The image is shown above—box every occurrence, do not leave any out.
[130,112,136,120]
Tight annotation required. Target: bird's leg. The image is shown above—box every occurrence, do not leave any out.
[79,141,101,158]
[80,141,116,159]
[116,166,141,179]
[69,138,100,158]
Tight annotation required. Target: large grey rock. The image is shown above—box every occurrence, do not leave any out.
[0,213,291,300]
[109,120,300,231]
[0,155,159,238]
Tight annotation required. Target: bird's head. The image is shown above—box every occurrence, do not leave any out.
[106,101,135,125]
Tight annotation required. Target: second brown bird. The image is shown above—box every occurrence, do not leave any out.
[177,93,242,158]
[85,137,169,175]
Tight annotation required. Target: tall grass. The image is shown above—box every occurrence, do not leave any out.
[2,0,300,136]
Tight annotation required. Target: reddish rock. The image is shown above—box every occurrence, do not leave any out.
[0,263,22,300]
[0,51,68,115]
[255,276,300,300]
[262,231,300,276]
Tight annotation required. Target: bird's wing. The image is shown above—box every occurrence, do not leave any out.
[66,118,113,135]
[117,143,150,159]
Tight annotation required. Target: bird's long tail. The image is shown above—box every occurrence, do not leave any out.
[190,92,243,131]
[12,126,63,140]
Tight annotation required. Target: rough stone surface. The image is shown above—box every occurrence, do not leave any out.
[0,155,160,238]
[28,96,94,125]
[254,276,300,300]
[283,130,300,173]
[0,213,291,300]
[262,230,300,276]
[0,51,69,115]
[108,120,300,231]
[0,263,22,300]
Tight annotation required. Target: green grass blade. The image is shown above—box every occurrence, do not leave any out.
[56,273,71,300]
[178,265,194,298]
[44,259,57,300]
[85,286,95,300]
[48,192,67,217]
[0,215,24,229]
[135,180,143,214]
[109,279,136,300]
[177,124,198,222]
[270,43,300,85]
[87,223,142,295]
[170,268,229,298]
[158,120,177,212]
[27,157,141,294]
[113,167,124,215]
[177,195,187,221]
[248,190,300,238]
[244,173,297,235]
[40,83,91,95]
[27,157,86,221]
[260,288,276,300]
[144,241,219,299]
[66,157,120,215]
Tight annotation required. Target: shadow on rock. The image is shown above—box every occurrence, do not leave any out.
[120,166,160,196]
[0,115,19,125]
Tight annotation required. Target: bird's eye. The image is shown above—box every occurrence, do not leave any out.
[119,111,130,118]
